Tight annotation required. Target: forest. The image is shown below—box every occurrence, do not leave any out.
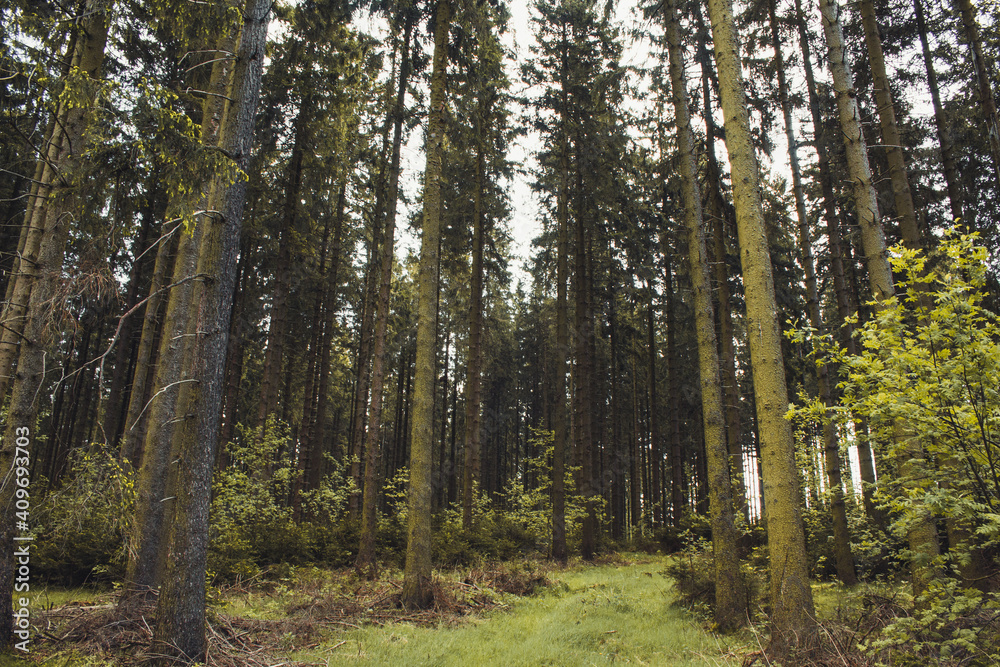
[1,0,1000,663]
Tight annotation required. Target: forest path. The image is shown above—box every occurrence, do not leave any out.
[288,558,743,666]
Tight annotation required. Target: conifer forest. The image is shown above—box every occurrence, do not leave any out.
[2,0,1000,664]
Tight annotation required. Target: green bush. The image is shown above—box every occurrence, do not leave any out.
[32,449,135,585]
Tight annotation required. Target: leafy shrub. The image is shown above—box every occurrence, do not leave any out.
[32,449,135,585]
[209,418,311,581]
[663,529,762,619]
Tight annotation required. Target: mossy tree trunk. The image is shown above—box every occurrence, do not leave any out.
[402,0,450,610]
[0,0,112,647]
[150,0,270,661]
[769,0,856,586]
[818,0,941,600]
[664,0,748,629]
[706,0,817,650]
[358,18,413,574]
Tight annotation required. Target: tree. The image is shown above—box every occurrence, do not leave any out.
[767,0,856,585]
[402,0,451,610]
[817,0,941,598]
[662,0,747,630]
[358,8,414,574]
[705,0,817,650]
[148,0,271,661]
[0,0,112,647]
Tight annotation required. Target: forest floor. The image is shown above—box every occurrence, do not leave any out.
[6,554,749,666]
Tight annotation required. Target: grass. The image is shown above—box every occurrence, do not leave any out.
[281,559,743,666]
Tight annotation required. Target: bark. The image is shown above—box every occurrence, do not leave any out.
[150,0,269,661]
[698,49,748,521]
[770,0,856,586]
[551,22,571,563]
[462,104,487,531]
[257,94,313,435]
[706,0,817,649]
[794,0,882,523]
[402,0,450,610]
[102,179,163,449]
[118,221,179,467]
[308,182,347,492]
[818,0,940,599]
[665,0,747,629]
[646,294,662,525]
[123,26,239,602]
[574,167,597,562]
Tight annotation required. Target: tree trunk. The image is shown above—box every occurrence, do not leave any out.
[257,94,313,435]
[308,182,347,492]
[699,51,748,522]
[706,0,817,649]
[122,26,240,603]
[462,105,487,531]
[770,0,857,586]
[551,23,571,563]
[859,0,922,248]
[0,0,111,647]
[794,0,882,523]
[665,0,748,628]
[150,1,269,661]
[357,20,412,572]
[402,0,450,610]
[953,0,1000,192]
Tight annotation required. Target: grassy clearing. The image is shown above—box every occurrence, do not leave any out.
[17,558,744,666]
[283,558,743,666]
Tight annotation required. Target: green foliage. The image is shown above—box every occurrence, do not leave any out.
[209,418,352,581]
[32,449,135,585]
[791,230,1000,661]
[663,527,763,620]
[860,577,1000,666]
[429,430,593,566]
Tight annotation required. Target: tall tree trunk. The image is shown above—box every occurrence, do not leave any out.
[402,0,450,610]
[257,94,314,435]
[665,0,747,628]
[646,292,662,525]
[859,0,922,248]
[551,23,571,563]
[706,0,817,649]
[308,182,347,492]
[102,182,163,449]
[462,107,487,531]
[818,0,941,599]
[699,49,748,521]
[794,0,881,523]
[0,0,112,648]
[150,1,269,661]
[357,20,412,572]
[574,168,597,562]
[122,27,240,603]
[953,0,1000,192]
[118,221,180,468]
[770,0,857,586]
